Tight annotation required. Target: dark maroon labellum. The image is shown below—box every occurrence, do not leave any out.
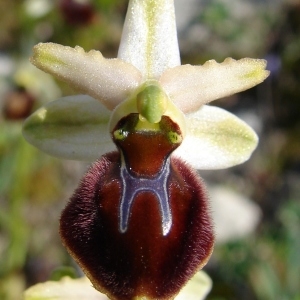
[60,114,214,300]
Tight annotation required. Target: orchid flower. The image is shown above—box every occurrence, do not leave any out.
[23,0,269,299]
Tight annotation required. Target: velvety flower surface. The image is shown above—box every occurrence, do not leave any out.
[23,0,269,299]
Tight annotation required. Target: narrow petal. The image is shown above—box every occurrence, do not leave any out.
[160,58,270,113]
[173,105,259,169]
[30,43,142,110]
[23,95,115,161]
[118,0,180,79]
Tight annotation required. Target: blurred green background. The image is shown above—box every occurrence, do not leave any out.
[0,0,299,299]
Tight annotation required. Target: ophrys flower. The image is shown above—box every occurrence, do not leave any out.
[23,0,269,299]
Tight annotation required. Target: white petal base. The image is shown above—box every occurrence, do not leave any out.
[174,271,212,300]
[24,277,108,300]
[24,272,212,300]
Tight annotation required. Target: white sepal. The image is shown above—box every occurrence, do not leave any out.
[23,95,115,161]
[173,105,259,169]
[118,0,180,79]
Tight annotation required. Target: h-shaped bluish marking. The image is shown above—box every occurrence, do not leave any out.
[119,155,172,236]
